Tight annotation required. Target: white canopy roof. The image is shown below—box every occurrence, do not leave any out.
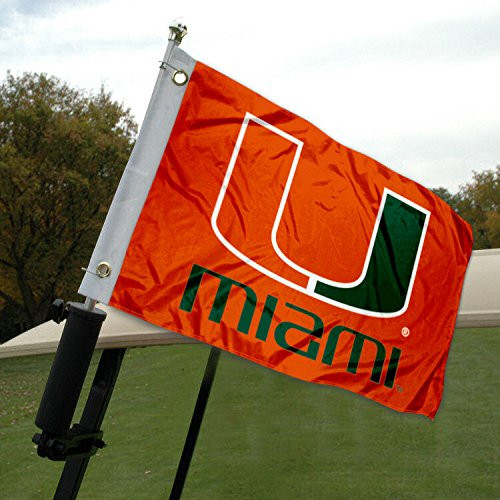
[0,305,198,359]
[454,249,500,328]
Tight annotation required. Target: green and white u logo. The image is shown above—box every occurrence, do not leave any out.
[212,113,430,318]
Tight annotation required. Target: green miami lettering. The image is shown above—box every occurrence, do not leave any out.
[274,302,323,360]
[322,325,401,388]
[255,295,279,341]
[314,193,427,313]
[179,263,257,334]
[179,264,403,389]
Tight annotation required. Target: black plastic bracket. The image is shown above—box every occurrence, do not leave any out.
[33,300,124,499]
[32,424,105,461]
[50,299,69,324]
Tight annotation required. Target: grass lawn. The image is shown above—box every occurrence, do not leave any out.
[1,327,499,499]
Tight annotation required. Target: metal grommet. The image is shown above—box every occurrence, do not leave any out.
[96,262,111,278]
[172,69,188,86]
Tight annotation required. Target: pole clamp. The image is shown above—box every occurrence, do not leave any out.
[50,299,69,324]
[32,424,106,461]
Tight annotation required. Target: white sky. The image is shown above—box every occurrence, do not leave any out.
[1,0,499,191]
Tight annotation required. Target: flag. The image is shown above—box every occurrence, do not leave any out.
[80,44,473,419]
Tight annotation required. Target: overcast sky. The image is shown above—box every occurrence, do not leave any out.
[1,0,499,191]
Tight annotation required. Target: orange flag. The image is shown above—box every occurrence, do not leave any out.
[81,48,472,419]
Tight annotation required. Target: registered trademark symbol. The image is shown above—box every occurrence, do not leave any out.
[401,327,410,337]
[397,386,404,393]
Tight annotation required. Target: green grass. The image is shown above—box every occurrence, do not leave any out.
[1,328,499,499]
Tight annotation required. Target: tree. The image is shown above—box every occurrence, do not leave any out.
[456,167,499,249]
[432,166,499,250]
[0,72,137,341]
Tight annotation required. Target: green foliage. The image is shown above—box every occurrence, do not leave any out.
[457,167,500,249]
[432,166,499,249]
[0,72,137,339]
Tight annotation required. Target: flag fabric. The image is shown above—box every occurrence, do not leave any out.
[80,45,473,419]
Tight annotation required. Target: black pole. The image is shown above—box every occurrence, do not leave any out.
[169,347,221,500]
[54,348,126,500]
[33,301,126,499]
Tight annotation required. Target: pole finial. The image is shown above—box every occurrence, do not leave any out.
[169,20,188,45]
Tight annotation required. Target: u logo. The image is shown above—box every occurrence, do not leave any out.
[212,113,430,318]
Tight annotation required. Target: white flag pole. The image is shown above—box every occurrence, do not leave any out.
[78,22,195,305]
